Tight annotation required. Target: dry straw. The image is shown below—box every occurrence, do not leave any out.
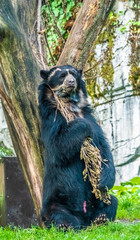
[53,92,111,204]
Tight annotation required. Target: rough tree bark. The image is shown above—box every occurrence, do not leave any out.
[0,0,116,224]
[0,0,44,224]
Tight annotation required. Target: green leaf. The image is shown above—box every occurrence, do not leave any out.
[112,186,127,191]
[130,177,140,185]
[119,11,124,16]
[109,12,114,19]
[53,8,59,17]
[131,187,139,193]
[120,26,127,33]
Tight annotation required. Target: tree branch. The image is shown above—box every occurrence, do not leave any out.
[37,0,46,68]
[42,31,56,65]
[58,0,116,69]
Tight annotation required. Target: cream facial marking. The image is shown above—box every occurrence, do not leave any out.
[77,90,88,109]
[66,69,77,75]
[48,68,62,81]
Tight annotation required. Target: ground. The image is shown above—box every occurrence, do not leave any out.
[0,222,140,240]
[0,178,140,240]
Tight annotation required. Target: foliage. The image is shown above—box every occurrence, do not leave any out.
[120,20,140,34]
[110,177,140,220]
[109,8,140,34]
[0,142,14,160]
[0,222,140,240]
[41,0,82,65]
[129,65,140,93]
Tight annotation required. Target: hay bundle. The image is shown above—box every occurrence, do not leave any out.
[53,93,111,204]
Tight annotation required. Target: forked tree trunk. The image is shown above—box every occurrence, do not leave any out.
[0,0,115,224]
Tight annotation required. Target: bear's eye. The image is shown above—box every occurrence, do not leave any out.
[60,72,67,78]
[69,70,76,77]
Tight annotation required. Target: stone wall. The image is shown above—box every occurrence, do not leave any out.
[0,101,14,150]
[95,92,140,185]
[85,0,140,184]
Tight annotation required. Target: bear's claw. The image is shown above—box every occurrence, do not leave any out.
[93,214,108,225]
[59,223,70,230]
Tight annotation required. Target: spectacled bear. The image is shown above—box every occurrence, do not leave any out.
[38,65,118,229]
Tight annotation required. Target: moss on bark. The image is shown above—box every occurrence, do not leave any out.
[84,12,116,103]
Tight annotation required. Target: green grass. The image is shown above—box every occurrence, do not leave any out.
[116,193,140,220]
[0,222,140,240]
[110,177,140,220]
[0,178,140,239]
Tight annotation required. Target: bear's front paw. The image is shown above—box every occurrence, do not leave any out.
[59,223,71,230]
[93,214,108,225]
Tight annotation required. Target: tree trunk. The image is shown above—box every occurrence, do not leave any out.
[58,0,116,68]
[0,0,44,224]
[0,0,115,225]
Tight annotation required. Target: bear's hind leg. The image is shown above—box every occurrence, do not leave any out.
[43,205,83,229]
[52,206,84,229]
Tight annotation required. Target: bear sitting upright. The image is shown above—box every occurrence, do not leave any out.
[38,65,118,229]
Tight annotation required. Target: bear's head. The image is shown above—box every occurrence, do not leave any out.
[40,65,87,102]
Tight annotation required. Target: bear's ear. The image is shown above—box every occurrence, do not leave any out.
[78,69,83,75]
[40,70,50,80]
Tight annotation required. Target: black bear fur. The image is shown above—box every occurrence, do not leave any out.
[38,65,118,229]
